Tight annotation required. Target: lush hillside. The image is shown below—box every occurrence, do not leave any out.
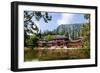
[53,24,83,40]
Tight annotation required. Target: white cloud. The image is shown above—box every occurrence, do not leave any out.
[57,13,75,25]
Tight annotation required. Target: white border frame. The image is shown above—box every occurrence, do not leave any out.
[18,5,96,69]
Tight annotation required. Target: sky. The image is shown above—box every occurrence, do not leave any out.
[31,12,86,33]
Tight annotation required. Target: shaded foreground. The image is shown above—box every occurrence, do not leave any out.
[24,48,90,62]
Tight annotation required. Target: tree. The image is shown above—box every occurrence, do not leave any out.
[25,35,39,48]
[24,11,52,46]
[84,14,90,23]
[43,35,54,41]
[80,14,90,49]
[65,32,69,38]
[80,23,90,49]
[24,11,52,35]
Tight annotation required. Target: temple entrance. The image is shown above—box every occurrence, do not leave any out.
[57,42,61,46]
[57,41,64,46]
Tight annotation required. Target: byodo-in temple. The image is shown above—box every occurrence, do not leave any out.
[37,35,83,49]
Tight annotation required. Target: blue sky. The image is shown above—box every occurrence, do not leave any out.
[32,12,86,33]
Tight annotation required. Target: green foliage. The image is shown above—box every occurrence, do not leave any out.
[42,30,56,35]
[43,35,54,41]
[24,11,52,35]
[80,23,90,49]
[53,24,83,40]
[25,35,39,48]
[24,11,52,47]
[65,32,69,38]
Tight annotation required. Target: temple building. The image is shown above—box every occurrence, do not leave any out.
[36,35,83,48]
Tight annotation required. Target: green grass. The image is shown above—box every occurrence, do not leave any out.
[24,47,90,62]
